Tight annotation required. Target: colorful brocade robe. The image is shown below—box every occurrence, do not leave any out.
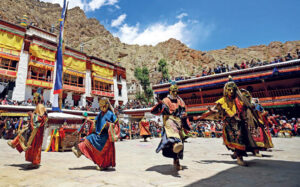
[78,110,119,168]
[11,113,47,165]
[151,95,190,159]
[139,120,151,137]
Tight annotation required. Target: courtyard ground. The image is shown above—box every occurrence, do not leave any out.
[0,137,299,187]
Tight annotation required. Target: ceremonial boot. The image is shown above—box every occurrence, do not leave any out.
[72,146,82,158]
[7,140,15,149]
[96,165,108,171]
[231,152,237,159]
[237,157,247,166]
[173,159,182,171]
[26,164,40,169]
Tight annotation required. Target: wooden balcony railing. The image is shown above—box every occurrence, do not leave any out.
[63,81,84,88]
[184,87,300,105]
[0,64,17,71]
[28,75,53,82]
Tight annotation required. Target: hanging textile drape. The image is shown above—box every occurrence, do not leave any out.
[63,55,86,77]
[0,30,24,51]
[29,44,56,62]
[92,64,113,78]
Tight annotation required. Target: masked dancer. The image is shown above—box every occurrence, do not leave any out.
[151,83,190,170]
[72,97,119,171]
[7,89,48,169]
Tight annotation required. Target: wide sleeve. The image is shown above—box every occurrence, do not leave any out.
[151,101,170,116]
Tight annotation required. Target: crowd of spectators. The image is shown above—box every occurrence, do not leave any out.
[267,115,300,137]
[158,49,300,84]
[1,114,299,143]
[115,100,154,114]
[0,96,101,112]
[187,114,300,138]
[0,116,25,140]
[117,120,163,141]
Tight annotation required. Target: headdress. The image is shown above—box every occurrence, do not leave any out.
[240,88,252,102]
[169,81,178,92]
[223,76,237,97]
[99,97,115,114]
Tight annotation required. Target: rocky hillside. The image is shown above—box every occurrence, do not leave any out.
[1,0,300,84]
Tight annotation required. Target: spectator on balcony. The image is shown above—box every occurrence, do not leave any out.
[46,100,52,108]
[240,61,246,69]
[234,62,240,70]
[257,59,262,66]
[296,49,300,59]
[1,96,8,105]
[207,67,212,75]
[221,64,226,73]
[226,64,231,72]
[285,53,293,61]
[202,69,207,76]
[27,98,33,106]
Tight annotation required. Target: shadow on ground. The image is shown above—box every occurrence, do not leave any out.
[145,164,188,177]
[69,166,116,172]
[186,159,300,187]
[7,164,40,170]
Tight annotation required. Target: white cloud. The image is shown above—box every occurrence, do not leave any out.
[40,0,118,11]
[176,13,188,19]
[113,19,215,48]
[111,14,127,27]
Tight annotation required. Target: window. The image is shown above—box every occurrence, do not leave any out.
[92,80,113,92]
[28,66,50,81]
[63,73,84,87]
[0,57,18,71]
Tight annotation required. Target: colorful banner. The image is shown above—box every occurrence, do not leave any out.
[52,0,68,112]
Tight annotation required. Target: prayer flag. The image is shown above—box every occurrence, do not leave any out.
[52,0,68,112]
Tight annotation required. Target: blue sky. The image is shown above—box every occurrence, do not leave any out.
[42,0,299,51]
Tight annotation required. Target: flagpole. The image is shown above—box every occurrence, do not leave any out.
[52,0,68,112]
[59,1,68,111]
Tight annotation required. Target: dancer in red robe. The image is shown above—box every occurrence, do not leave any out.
[7,89,48,169]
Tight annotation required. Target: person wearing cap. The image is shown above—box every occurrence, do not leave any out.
[72,97,119,171]
[7,88,48,169]
[151,83,190,170]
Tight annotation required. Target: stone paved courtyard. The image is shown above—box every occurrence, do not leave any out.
[0,137,299,187]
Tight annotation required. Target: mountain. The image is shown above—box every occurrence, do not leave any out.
[1,0,299,85]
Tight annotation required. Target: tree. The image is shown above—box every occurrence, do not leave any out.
[158,59,169,80]
[134,67,153,102]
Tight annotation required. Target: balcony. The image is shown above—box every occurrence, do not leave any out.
[91,90,114,97]
[63,81,85,93]
[185,87,300,106]
[0,58,18,79]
